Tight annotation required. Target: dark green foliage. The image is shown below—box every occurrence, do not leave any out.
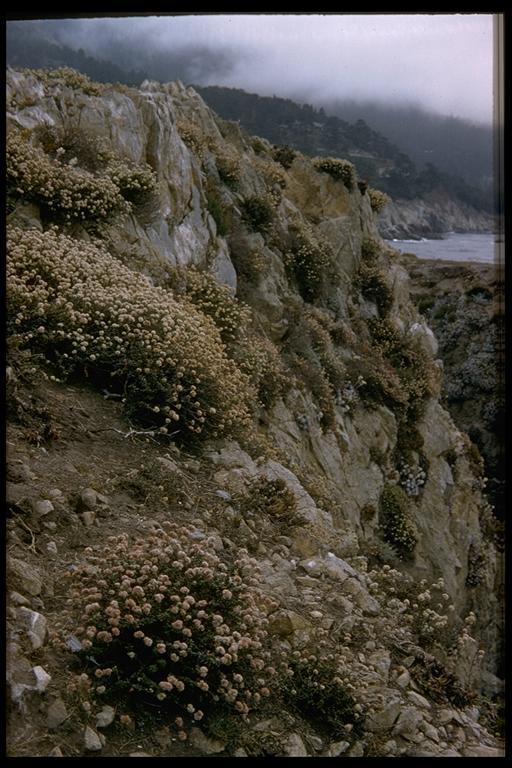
[240,195,274,233]
[466,542,486,587]
[361,237,382,262]
[284,225,336,303]
[355,264,393,316]
[379,484,417,559]
[368,318,435,422]
[34,123,108,172]
[206,185,230,236]
[282,658,363,739]
[240,477,304,528]
[396,419,424,458]
[271,144,297,169]
[347,353,407,411]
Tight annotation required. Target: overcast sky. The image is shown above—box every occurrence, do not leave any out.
[11,13,496,123]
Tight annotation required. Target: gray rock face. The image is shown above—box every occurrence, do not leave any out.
[283,733,308,757]
[96,705,116,729]
[8,557,43,596]
[189,728,226,754]
[17,607,48,649]
[84,726,103,752]
[47,698,69,729]
[378,194,493,240]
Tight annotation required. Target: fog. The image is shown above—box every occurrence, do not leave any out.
[7,13,495,124]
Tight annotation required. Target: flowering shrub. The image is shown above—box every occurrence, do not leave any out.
[19,66,104,95]
[60,524,280,735]
[7,227,253,444]
[7,130,128,223]
[313,157,356,190]
[205,183,231,237]
[176,120,214,159]
[284,222,335,302]
[233,335,288,408]
[466,541,487,587]
[239,477,304,529]
[163,267,251,348]
[379,484,417,559]
[282,656,363,738]
[360,237,383,263]
[368,318,435,421]
[367,187,390,214]
[347,353,407,411]
[398,462,427,497]
[240,195,275,234]
[215,148,241,188]
[251,137,269,155]
[105,158,156,205]
[271,145,298,169]
[252,157,287,196]
[367,568,457,653]
[355,263,393,316]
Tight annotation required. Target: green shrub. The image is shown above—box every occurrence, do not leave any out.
[283,656,363,738]
[176,119,214,159]
[251,137,268,155]
[284,222,335,302]
[368,318,435,421]
[379,484,417,559]
[240,195,275,234]
[7,227,253,445]
[34,123,110,173]
[21,66,104,95]
[367,187,390,214]
[215,149,241,188]
[354,263,393,316]
[313,156,356,190]
[61,524,279,736]
[233,335,288,408]
[361,237,382,263]
[239,477,304,528]
[347,354,407,411]
[206,184,230,237]
[271,145,297,169]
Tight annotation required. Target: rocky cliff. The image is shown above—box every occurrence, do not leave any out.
[396,253,505,523]
[5,67,505,758]
[377,192,494,240]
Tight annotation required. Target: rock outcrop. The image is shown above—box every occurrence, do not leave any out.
[377,191,493,240]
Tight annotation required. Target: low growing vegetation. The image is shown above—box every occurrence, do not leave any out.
[58,524,280,737]
[7,226,253,445]
[379,483,418,559]
[313,156,356,190]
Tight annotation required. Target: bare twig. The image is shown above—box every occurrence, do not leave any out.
[12,513,37,553]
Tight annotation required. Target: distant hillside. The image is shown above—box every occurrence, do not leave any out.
[195,86,494,214]
[6,22,147,86]
[319,99,494,195]
[6,20,494,217]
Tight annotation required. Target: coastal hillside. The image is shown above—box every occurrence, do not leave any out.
[195,85,494,239]
[6,67,504,758]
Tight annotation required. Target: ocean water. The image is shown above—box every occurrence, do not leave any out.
[385,233,498,264]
